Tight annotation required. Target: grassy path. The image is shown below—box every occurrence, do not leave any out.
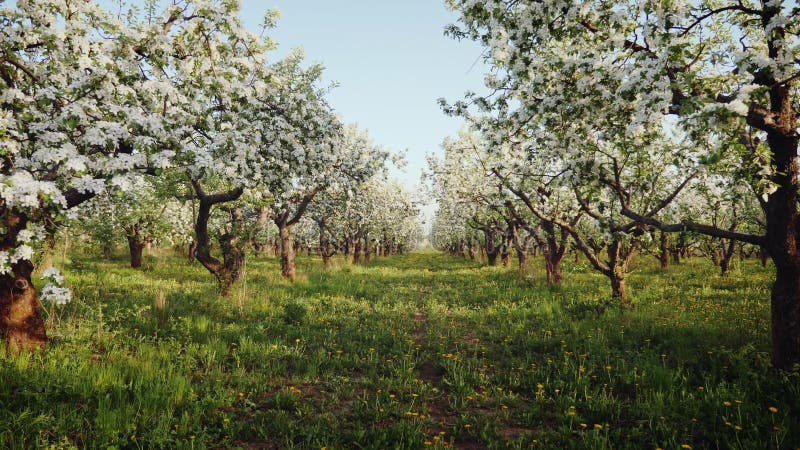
[0,250,798,449]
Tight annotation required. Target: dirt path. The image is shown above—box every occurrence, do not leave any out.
[412,309,486,449]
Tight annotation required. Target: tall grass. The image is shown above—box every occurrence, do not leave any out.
[0,248,796,449]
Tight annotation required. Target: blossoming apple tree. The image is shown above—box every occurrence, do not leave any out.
[445,0,799,367]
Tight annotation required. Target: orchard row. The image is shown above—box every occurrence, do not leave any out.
[0,2,419,352]
[429,0,800,369]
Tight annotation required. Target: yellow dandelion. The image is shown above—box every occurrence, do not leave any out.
[594,424,603,430]
[723,401,731,407]
[769,406,778,413]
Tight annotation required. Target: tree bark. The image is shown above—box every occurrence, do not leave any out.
[354,237,362,265]
[659,231,670,270]
[127,223,145,269]
[545,254,564,284]
[483,228,500,266]
[364,234,372,263]
[0,260,47,353]
[762,83,800,368]
[719,237,736,276]
[190,181,244,295]
[0,214,47,352]
[278,221,296,281]
[606,240,632,305]
[501,232,512,268]
[188,240,198,263]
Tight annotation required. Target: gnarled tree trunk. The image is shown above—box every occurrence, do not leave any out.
[0,213,47,352]
[190,181,245,296]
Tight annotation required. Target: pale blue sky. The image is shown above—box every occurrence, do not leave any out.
[239,1,489,192]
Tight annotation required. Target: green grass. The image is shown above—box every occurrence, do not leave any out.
[1,248,798,449]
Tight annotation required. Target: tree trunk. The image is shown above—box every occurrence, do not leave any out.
[483,228,500,266]
[128,236,144,268]
[659,231,670,270]
[606,240,632,305]
[539,224,567,285]
[190,182,244,296]
[127,223,145,269]
[516,248,528,269]
[763,102,800,368]
[545,252,564,284]
[188,240,198,263]
[364,234,372,263]
[217,208,245,295]
[501,232,512,268]
[610,271,628,304]
[102,240,114,260]
[719,237,736,276]
[354,237,362,265]
[278,222,296,281]
[467,238,476,260]
[0,214,47,353]
[0,261,48,353]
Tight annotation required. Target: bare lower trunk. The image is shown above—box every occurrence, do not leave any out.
[484,228,499,266]
[486,249,499,266]
[610,272,628,304]
[127,223,146,268]
[659,231,670,270]
[190,182,244,295]
[188,241,198,263]
[354,238,362,265]
[607,240,632,305]
[545,253,564,285]
[218,232,244,295]
[516,249,527,269]
[0,213,47,353]
[719,238,736,276]
[279,223,296,281]
[0,261,48,353]
[128,236,144,268]
[763,112,800,368]
[501,246,510,267]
